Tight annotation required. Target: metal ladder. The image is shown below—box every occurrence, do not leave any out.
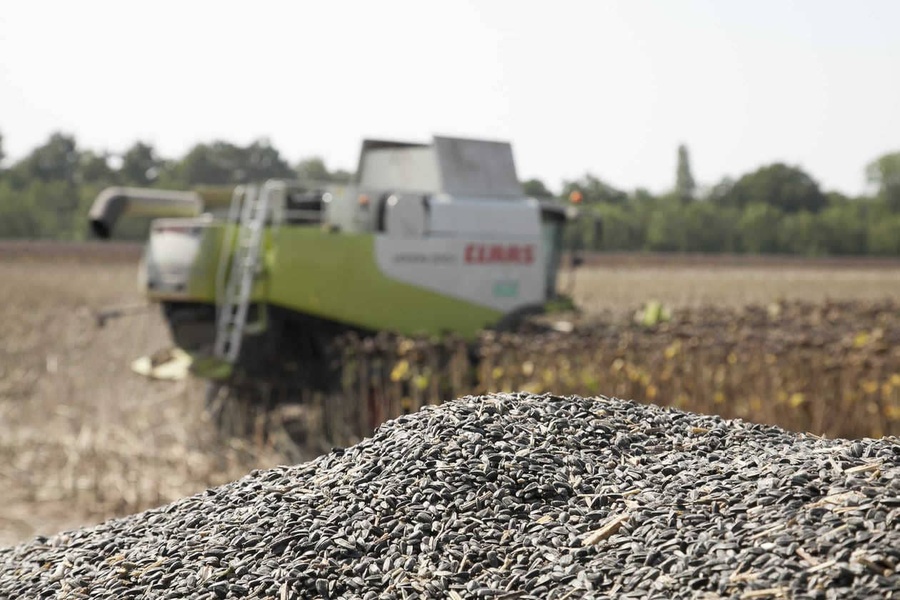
[213,183,271,363]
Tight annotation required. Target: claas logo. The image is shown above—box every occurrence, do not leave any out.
[464,244,535,265]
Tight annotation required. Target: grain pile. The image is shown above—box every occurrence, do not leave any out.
[2,393,899,599]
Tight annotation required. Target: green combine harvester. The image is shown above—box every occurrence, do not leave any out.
[90,136,576,447]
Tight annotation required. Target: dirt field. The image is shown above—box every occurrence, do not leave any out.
[552,251,900,321]
[2,243,900,546]
[0,243,283,546]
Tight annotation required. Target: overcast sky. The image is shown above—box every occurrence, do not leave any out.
[1,0,897,196]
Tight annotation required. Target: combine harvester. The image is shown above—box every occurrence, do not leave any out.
[89,136,577,450]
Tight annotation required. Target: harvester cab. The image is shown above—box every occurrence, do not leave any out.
[89,135,574,381]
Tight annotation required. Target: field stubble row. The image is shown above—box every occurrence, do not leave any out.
[0,260,284,546]
[323,299,900,447]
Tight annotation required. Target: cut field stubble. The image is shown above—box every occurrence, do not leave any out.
[0,257,284,546]
[2,249,900,546]
[567,262,900,314]
[333,298,900,446]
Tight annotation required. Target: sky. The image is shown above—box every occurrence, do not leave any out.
[1,0,898,196]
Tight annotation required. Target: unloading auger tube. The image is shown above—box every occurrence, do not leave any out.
[88,187,204,239]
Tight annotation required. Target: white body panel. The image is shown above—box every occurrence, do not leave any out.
[359,147,439,192]
[427,195,542,239]
[321,184,359,232]
[143,219,208,294]
[383,194,429,238]
[374,236,546,312]
[432,136,522,197]
[355,137,522,197]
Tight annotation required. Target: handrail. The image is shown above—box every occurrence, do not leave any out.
[215,185,246,320]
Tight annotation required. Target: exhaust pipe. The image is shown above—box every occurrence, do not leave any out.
[88,187,203,239]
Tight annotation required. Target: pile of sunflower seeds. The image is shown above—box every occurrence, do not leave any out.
[2,393,899,599]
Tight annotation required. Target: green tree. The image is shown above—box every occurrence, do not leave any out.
[816,200,868,255]
[591,203,644,250]
[9,132,79,185]
[182,141,244,185]
[330,169,353,183]
[0,130,5,169]
[77,150,117,185]
[2,133,82,238]
[683,201,739,252]
[739,203,783,253]
[719,164,826,214]
[777,211,819,255]
[868,214,900,255]
[244,138,293,182]
[675,144,696,202]
[646,195,689,251]
[0,180,79,239]
[178,139,290,186]
[294,156,353,183]
[705,177,735,205]
[0,181,42,237]
[866,151,900,211]
[522,178,554,198]
[295,157,330,182]
[152,159,188,188]
[562,174,627,205]
[120,141,161,186]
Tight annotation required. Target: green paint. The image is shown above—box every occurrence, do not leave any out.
[492,280,519,298]
[149,224,503,339]
[268,228,502,339]
[146,223,270,302]
[189,355,233,380]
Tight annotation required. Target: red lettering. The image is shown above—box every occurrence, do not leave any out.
[523,245,534,264]
[464,244,536,265]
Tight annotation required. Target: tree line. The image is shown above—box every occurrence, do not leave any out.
[0,130,899,255]
[528,144,900,256]
[0,132,350,240]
